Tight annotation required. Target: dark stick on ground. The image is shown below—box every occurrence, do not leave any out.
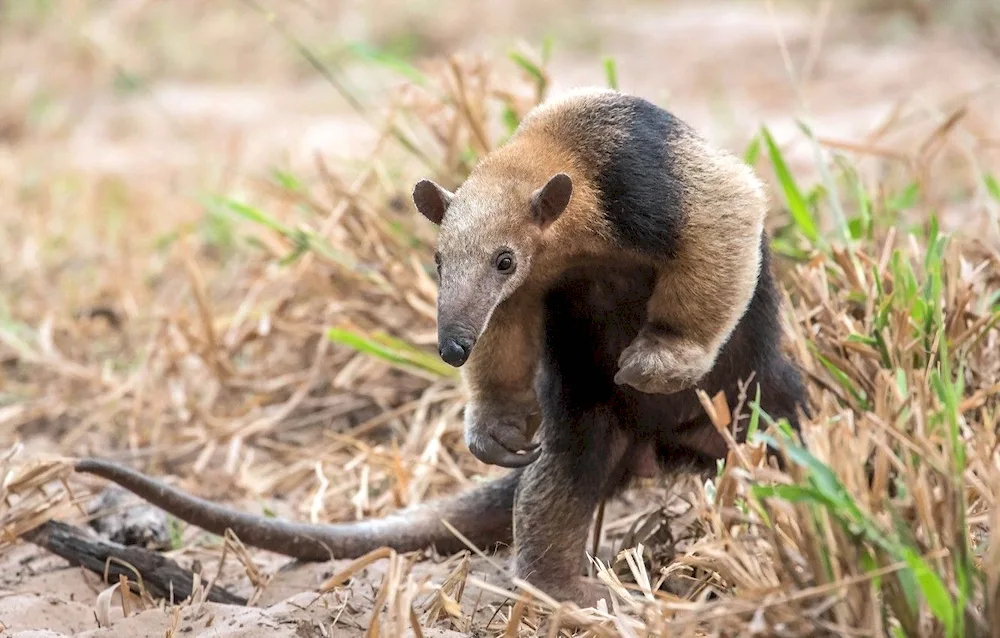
[22,520,247,606]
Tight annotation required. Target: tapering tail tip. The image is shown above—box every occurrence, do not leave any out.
[73,457,521,562]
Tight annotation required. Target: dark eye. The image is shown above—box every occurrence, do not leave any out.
[495,250,515,274]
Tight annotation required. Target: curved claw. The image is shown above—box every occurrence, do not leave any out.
[613,366,636,387]
[468,433,542,468]
[491,426,540,455]
[487,442,542,468]
[614,354,652,390]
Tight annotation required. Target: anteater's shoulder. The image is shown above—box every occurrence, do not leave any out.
[516,88,696,256]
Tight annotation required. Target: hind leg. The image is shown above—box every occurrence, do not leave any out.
[511,403,630,606]
[672,359,807,468]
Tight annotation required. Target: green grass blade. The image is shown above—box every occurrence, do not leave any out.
[206,195,392,291]
[743,133,761,167]
[811,347,869,409]
[540,36,554,64]
[934,336,971,637]
[887,182,920,213]
[212,196,291,234]
[603,57,619,90]
[501,104,521,135]
[760,127,820,245]
[985,173,1000,201]
[750,483,823,503]
[326,328,458,379]
[795,118,850,247]
[757,428,959,634]
[346,41,429,86]
[900,546,956,635]
[509,50,548,97]
[746,383,762,442]
[270,168,303,193]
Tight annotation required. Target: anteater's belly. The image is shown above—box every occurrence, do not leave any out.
[539,262,719,474]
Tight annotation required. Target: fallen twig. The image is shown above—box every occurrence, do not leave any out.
[22,520,247,606]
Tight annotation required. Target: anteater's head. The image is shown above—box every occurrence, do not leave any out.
[411,170,573,367]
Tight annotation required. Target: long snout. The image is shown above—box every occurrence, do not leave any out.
[438,329,475,367]
[436,292,488,368]
[436,269,497,368]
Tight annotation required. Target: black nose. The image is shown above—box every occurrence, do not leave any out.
[439,338,469,367]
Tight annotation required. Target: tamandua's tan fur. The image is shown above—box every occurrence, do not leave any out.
[46,89,790,612]
[413,87,767,469]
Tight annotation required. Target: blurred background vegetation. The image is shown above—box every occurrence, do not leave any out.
[1,1,999,636]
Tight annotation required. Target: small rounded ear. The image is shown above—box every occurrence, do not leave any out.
[412,179,454,225]
[531,173,573,230]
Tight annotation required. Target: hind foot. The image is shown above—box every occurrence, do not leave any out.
[527,583,612,635]
[516,575,611,610]
[614,330,715,395]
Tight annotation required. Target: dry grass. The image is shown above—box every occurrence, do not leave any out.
[2,2,1000,637]
[847,0,1000,55]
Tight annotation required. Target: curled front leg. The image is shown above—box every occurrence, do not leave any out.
[457,287,545,469]
[614,327,716,395]
[464,400,542,468]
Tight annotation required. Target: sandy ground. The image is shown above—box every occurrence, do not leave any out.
[0,541,505,637]
[2,485,680,636]
[2,1,1000,636]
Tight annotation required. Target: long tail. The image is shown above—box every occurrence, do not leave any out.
[75,458,519,561]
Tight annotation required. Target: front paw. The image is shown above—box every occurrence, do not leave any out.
[464,404,541,468]
[614,335,712,395]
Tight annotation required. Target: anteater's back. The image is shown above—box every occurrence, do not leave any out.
[510,87,765,261]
